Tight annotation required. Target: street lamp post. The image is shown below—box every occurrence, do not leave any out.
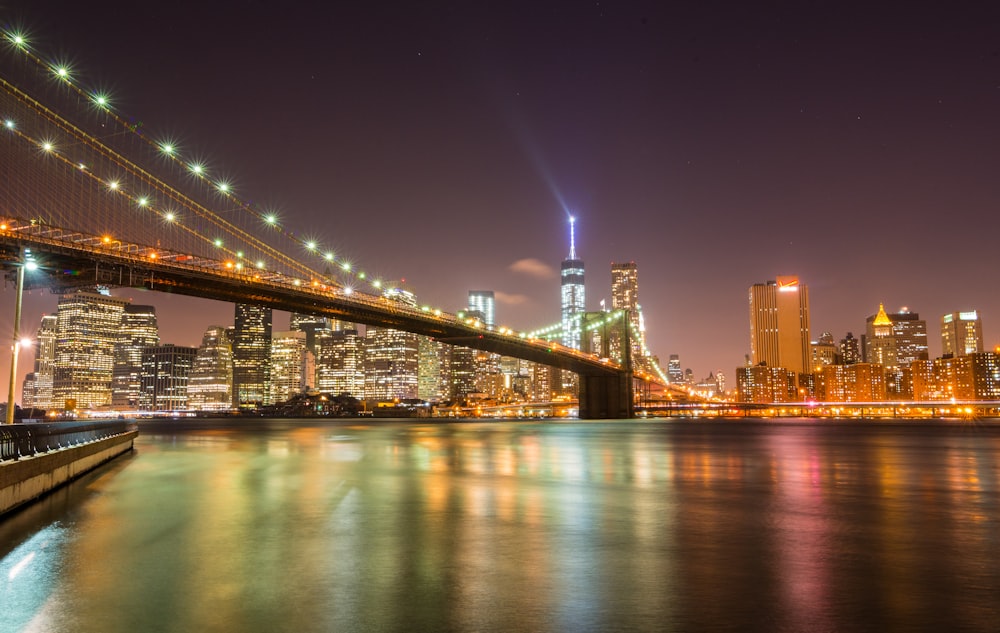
[5,249,35,425]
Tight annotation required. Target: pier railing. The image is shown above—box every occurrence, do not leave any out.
[0,421,138,462]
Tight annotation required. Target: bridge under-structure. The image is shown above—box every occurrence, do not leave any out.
[0,220,640,418]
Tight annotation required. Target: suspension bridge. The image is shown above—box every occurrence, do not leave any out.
[0,30,670,418]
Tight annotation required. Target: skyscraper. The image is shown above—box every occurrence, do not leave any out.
[232,303,272,409]
[270,330,313,404]
[611,261,644,364]
[560,217,585,350]
[748,276,811,375]
[364,289,420,401]
[139,344,197,411]
[112,304,159,408]
[468,291,495,328]
[289,312,330,356]
[941,311,983,357]
[188,325,233,411]
[52,291,128,410]
[29,315,57,410]
[316,327,364,396]
[865,305,928,367]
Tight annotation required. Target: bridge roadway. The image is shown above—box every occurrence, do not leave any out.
[0,218,640,418]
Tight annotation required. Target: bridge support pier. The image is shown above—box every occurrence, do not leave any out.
[577,373,634,419]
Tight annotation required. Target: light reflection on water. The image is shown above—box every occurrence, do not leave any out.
[0,418,999,632]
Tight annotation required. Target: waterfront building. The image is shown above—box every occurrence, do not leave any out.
[911,353,999,400]
[316,327,364,396]
[187,325,233,412]
[20,373,36,409]
[749,276,811,376]
[28,315,58,410]
[941,311,983,357]
[448,344,477,401]
[232,303,272,409]
[364,289,420,401]
[816,363,887,402]
[736,365,797,403]
[418,337,449,402]
[111,304,159,409]
[270,330,314,405]
[52,292,128,411]
[139,344,197,411]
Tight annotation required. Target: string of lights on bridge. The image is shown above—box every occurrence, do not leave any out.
[0,28,402,300]
[1,27,669,384]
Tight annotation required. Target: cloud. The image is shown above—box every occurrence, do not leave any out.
[494,291,530,305]
[509,258,555,280]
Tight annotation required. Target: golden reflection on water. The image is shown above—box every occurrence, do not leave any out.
[1,419,999,632]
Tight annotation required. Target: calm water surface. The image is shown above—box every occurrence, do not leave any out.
[2,418,999,632]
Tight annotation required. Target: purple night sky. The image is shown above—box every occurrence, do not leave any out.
[2,1,1000,397]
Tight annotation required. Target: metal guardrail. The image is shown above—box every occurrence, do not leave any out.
[0,420,137,462]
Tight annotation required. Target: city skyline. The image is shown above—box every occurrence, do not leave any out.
[2,2,1000,394]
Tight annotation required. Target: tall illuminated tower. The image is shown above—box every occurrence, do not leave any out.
[30,315,58,410]
[611,261,644,359]
[188,325,233,411]
[468,291,496,328]
[112,304,159,408]
[560,217,585,349]
[749,276,811,375]
[941,310,983,357]
[233,303,272,409]
[52,291,128,410]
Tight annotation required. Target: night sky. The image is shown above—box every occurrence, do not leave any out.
[2,1,1000,397]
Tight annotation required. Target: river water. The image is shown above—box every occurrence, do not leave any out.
[1,418,999,632]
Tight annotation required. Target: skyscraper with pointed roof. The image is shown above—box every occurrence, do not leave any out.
[865,305,928,367]
[560,217,585,350]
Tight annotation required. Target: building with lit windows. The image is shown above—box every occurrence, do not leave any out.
[111,304,159,409]
[28,315,57,410]
[364,289,420,401]
[52,292,128,410]
[467,291,495,328]
[749,276,811,376]
[611,261,644,363]
[911,353,999,400]
[187,325,233,411]
[139,344,197,411]
[736,365,798,403]
[816,363,887,402]
[810,332,838,372]
[864,305,928,368]
[839,332,861,365]
[270,331,313,404]
[941,311,983,357]
[667,354,683,384]
[316,327,364,396]
[289,313,330,357]
[418,337,449,402]
[560,217,585,350]
[232,303,272,409]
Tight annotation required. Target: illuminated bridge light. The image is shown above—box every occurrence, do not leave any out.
[256,261,264,269]
[107,180,119,190]
[341,263,351,272]
[216,182,230,193]
[41,141,53,152]
[53,66,70,79]
[305,241,317,250]
[164,212,175,222]
[324,252,334,261]
[358,272,365,279]
[372,280,381,289]
[213,238,223,247]
[190,163,204,175]
[265,214,277,225]
[236,251,244,258]
[137,197,149,207]
[93,94,110,108]
[160,143,174,154]
[4,119,14,129]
